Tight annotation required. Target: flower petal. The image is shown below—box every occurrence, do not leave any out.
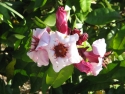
[37,50,49,67]
[91,57,103,76]
[56,31,79,43]
[74,60,93,74]
[92,38,106,57]
[36,30,50,50]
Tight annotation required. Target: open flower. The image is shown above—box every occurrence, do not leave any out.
[76,38,106,76]
[47,31,81,72]
[84,38,106,62]
[27,28,50,67]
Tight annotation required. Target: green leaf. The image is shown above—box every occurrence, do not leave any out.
[110,26,125,50]
[100,62,119,74]
[6,58,16,79]
[0,2,26,24]
[41,72,50,94]
[80,0,91,12]
[112,67,125,82]
[46,65,73,88]
[13,34,25,39]
[120,60,125,67]
[30,77,42,93]
[11,73,29,88]
[34,0,47,10]
[85,8,121,25]
[44,13,56,26]
[33,16,46,28]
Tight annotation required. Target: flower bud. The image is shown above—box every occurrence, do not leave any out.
[56,7,68,34]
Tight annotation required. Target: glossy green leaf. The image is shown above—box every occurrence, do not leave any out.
[85,8,121,25]
[33,16,46,28]
[80,0,91,12]
[120,60,125,67]
[46,65,73,88]
[13,34,25,39]
[100,62,119,74]
[110,26,125,50]
[44,13,56,26]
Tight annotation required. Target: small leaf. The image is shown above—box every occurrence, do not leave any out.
[33,16,46,28]
[80,0,91,12]
[6,58,16,79]
[46,65,73,88]
[13,34,25,39]
[44,13,56,26]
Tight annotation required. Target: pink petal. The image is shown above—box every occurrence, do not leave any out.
[36,31,50,50]
[84,51,99,62]
[74,60,93,74]
[91,57,103,76]
[37,50,49,67]
[92,38,106,57]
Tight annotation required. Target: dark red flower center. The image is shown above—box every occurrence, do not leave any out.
[30,36,39,51]
[54,43,68,57]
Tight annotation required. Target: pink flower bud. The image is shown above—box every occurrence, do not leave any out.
[80,33,88,42]
[56,7,68,34]
[71,28,88,45]
[71,28,81,36]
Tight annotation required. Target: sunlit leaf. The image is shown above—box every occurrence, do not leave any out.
[80,0,91,12]
[44,13,56,26]
[6,58,16,79]
[13,34,25,39]
[85,8,121,25]
[46,65,73,88]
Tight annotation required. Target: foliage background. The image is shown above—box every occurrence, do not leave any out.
[0,0,125,94]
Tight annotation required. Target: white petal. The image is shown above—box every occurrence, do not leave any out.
[92,38,106,57]
[33,28,46,39]
[91,57,103,76]
[27,51,38,63]
[37,50,49,66]
[36,31,50,50]
[68,43,81,63]
[56,31,79,43]
[52,57,67,72]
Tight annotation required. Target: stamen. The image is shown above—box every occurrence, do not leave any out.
[53,43,68,58]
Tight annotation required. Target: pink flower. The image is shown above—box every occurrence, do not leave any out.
[47,31,81,72]
[83,38,106,76]
[91,57,103,76]
[56,7,68,34]
[74,60,93,74]
[84,38,106,62]
[27,28,50,67]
